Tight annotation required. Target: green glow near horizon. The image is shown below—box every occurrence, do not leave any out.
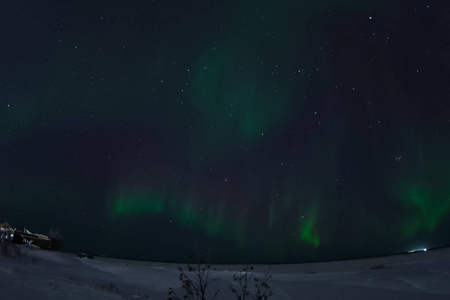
[299,214,320,247]
[400,184,450,236]
[112,193,165,217]
[108,184,248,247]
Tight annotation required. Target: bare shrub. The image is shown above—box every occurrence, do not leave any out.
[168,248,219,300]
[231,266,274,300]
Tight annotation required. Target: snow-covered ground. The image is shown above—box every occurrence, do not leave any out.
[1,243,449,299]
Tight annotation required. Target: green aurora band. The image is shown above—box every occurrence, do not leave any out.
[191,45,291,144]
[113,192,164,216]
[389,134,450,240]
[108,184,248,247]
[298,213,320,247]
[398,183,450,237]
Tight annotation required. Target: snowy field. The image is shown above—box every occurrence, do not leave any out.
[1,243,450,300]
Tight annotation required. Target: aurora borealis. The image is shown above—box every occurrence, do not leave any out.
[1,0,450,263]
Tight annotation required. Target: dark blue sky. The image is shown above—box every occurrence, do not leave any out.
[1,0,450,263]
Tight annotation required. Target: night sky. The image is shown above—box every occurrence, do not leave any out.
[2,0,450,264]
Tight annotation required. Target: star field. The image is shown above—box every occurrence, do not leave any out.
[1,0,450,263]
